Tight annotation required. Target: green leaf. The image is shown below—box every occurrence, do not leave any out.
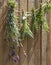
[42,21,49,32]
[26,26,33,38]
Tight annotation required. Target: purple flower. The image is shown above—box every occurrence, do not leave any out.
[12,51,15,56]
[12,56,20,62]
[9,50,15,57]
[16,55,20,61]
[12,57,17,62]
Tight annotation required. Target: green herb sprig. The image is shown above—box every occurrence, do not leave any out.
[31,4,49,32]
[31,8,39,32]
[37,4,49,32]
[21,12,33,39]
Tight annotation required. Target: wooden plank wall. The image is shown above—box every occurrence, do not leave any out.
[42,1,48,65]
[49,12,51,65]
[49,0,51,65]
[0,0,49,65]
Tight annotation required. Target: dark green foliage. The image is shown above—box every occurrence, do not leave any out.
[4,0,21,62]
[31,8,39,32]
[36,4,45,25]
[31,4,49,32]
[4,9,20,43]
[4,0,20,48]
[37,4,49,32]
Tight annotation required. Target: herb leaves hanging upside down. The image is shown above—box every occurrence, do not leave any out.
[36,4,49,32]
[4,0,20,44]
[4,0,20,62]
[21,13,33,39]
[31,8,39,32]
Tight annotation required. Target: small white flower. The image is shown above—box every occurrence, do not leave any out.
[23,16,26,20]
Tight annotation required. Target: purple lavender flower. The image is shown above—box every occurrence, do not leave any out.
[9,50,15,57]
[12,51,15,56]
[16,55,20,61]
[12,56,20,62]
[12,57,17,62]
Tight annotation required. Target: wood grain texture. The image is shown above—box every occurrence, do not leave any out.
[0,0,48,65]
[49,10,51,65]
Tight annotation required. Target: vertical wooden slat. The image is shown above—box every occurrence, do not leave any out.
[27,0,35,65]
[49,0,51,64]
[49,13,51,65]
[34,0,41,65]
[2,1,13,65]
[40,0,42,65]
[46,12,50,65]
[12,0,20,65]
[20,0,28,65]
[42,0,48,65]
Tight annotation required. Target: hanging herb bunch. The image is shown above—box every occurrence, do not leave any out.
[31,1,51,32]
[21,11,33,40]
[31,8,39,32]
[4,0,20,62]
[37,3,49,32]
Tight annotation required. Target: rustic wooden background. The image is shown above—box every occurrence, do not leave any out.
[0,0,51,65]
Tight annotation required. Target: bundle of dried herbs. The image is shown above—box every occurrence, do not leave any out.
[4,0,20,62]
[31,3,50,32]
[21,12,33,39]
